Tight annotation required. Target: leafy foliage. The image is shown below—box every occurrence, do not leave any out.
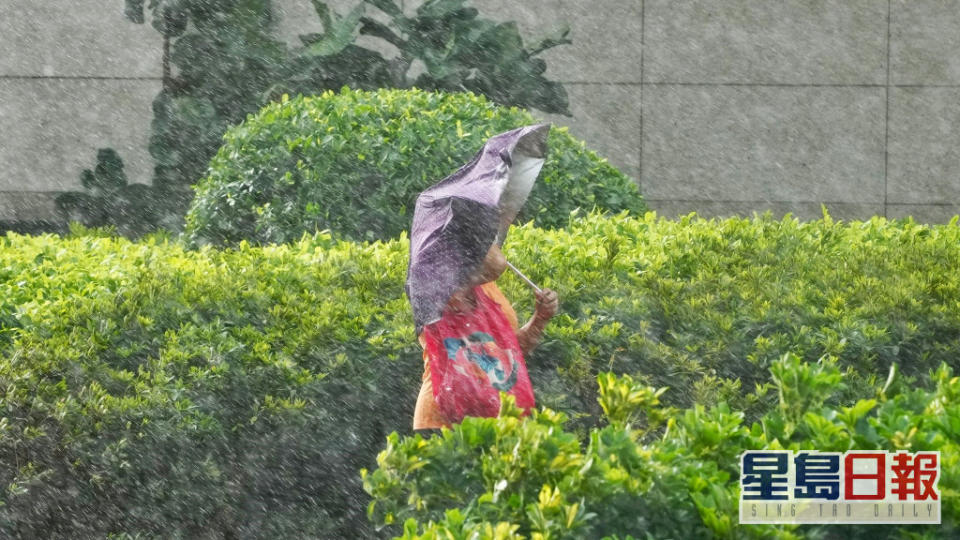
[276,0,571,115]
[55,149,183,239]
[496,210,960,426]
[183,88,644,247]
[0,227,415,537]
[110,0,572,239]
[1,211,959,537]
[128,0,287,197]
[355,0,570,113]
[364,363,960,539]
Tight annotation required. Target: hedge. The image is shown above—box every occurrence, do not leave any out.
[182,87,645,247]
[1,226,418,538]
[364,361,960,539]
[1,211,959,537]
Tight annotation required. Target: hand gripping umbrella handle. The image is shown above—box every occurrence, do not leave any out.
[504,260,542,294]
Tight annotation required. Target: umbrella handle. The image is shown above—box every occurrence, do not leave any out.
[504,260,542,294]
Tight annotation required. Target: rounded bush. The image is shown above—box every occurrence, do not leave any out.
[183,87,645,247]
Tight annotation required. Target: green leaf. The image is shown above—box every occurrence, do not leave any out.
[304,4,366,57]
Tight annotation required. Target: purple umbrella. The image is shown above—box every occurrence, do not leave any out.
[405,123,551,335]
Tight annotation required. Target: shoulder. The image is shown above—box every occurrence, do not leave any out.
[479,281,506,301]
[479,281,519,329]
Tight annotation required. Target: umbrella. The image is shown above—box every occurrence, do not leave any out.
[406,123,551,334]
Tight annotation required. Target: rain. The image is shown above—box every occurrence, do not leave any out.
[1,1,957,539]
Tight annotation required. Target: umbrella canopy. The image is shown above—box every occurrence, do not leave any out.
[406,123,551,334]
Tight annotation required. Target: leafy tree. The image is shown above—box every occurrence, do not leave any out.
[86,0,573,238]
[55,149,163,238]
[54,1,293,239]
[125,0,287,196]
[274,0,571,115]
[359,0,570,114]
[266,1,395,100]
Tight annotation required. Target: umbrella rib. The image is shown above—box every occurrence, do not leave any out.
[505,260,542,293]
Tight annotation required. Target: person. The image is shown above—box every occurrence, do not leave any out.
[413,242,559,433]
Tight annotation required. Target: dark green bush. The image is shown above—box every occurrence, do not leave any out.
[1,211,959,537]
[55,149,188,240]
[0,228,416,538]
[364,360,960,539]
[182,87,645,247]
[501,210,960,425]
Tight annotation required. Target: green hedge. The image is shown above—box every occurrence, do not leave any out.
[182,87,645,247]
[364,360,960,539]
[1,211,959,537]
[0,226,417,538]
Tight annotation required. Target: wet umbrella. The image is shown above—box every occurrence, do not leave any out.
[405,123,551,335]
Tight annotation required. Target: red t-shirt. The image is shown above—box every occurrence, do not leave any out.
[413,281,519,430]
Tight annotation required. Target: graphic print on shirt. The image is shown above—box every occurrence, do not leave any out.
[443,332,519,391]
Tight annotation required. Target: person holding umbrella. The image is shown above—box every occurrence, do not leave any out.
[412,242,559,431]
[405,124,560,432]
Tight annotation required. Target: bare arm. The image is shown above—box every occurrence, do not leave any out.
[516,288,558,356]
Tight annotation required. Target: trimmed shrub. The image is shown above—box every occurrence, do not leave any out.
[363,361,960,539]
[1,211,959,537]
[0,228,418,538]
[182,87,645,247]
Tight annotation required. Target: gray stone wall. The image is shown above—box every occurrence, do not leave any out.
[2,0,958,223]
[0,0,162,222]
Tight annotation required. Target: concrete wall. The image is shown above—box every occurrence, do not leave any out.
[0,0,162,222]
[528,0,960,222]
[2,0,959,223]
